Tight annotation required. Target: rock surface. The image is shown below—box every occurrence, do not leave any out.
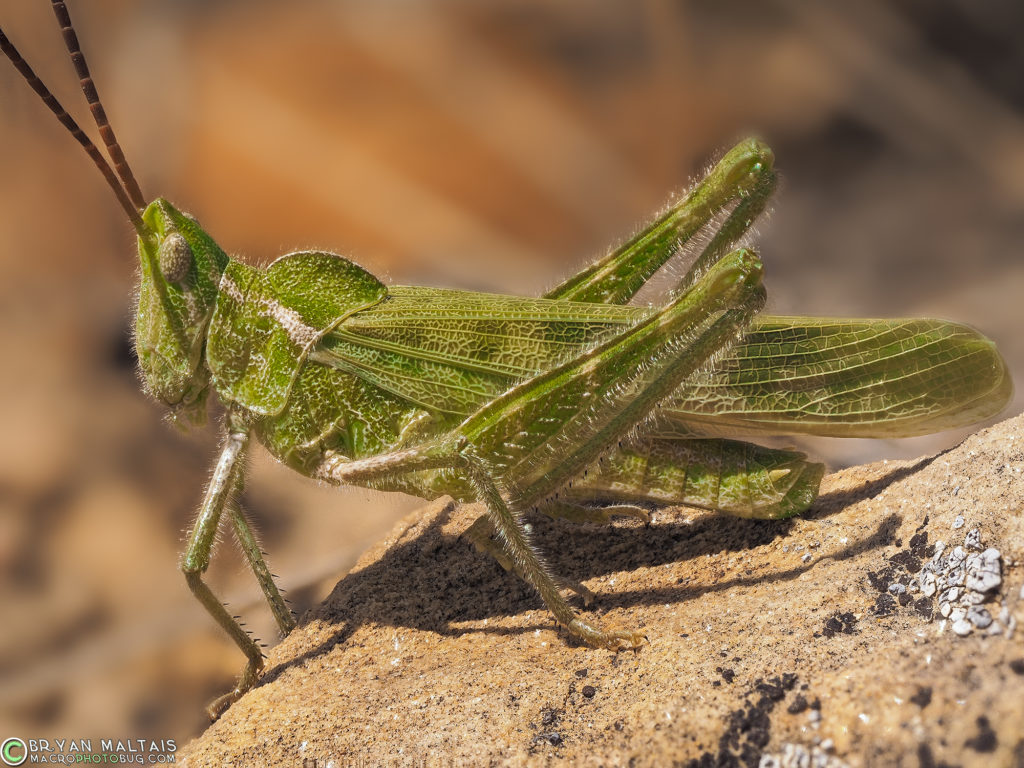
[181,416,1024,767]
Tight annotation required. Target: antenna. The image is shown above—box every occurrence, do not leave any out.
[50,0,146,210]
[0,4,146,231]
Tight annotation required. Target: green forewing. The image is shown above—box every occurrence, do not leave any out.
[316,286,648,416]
[207,251,386,415]
[315,296,1010,437]
[661,316,1012,437]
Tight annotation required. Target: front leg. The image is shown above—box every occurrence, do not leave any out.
[180,415,265,719]
[228,503,296,636]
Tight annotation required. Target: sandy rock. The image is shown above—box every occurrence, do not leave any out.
[181,416,1024,767]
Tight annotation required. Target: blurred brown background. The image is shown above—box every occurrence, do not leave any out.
[1,0,1021,745]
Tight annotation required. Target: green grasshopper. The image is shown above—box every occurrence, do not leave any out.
[2,2,1011,719]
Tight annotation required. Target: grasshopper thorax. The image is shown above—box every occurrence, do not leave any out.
[136,199,230,427]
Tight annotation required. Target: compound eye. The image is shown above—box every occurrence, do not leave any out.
[158,232,193,283]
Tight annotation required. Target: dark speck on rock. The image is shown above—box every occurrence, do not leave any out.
[964,716,998,753]
[683,675,798,768]
[756,679,786,702]
[787,694,809,714]
[867,568,894,593]
[873,593,896,617]
[533,732,562,748]
[910,687,932,708]
[913,597,934,619]
[821,612,858,638]
[1009,659,1024,676]
[582,685,596,699]
[889,549,922,573]
[909,531,932,559]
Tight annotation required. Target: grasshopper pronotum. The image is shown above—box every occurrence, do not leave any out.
[1,2,1011,719]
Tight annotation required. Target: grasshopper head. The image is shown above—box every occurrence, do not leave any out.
[135,199,229,427]
[1,15,230,426]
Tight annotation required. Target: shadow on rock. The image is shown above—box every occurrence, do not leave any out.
[259,473,906,687]
[807,454,937,519]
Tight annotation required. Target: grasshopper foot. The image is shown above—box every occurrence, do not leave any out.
[205,657,264,721]
[568,617,646,651]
